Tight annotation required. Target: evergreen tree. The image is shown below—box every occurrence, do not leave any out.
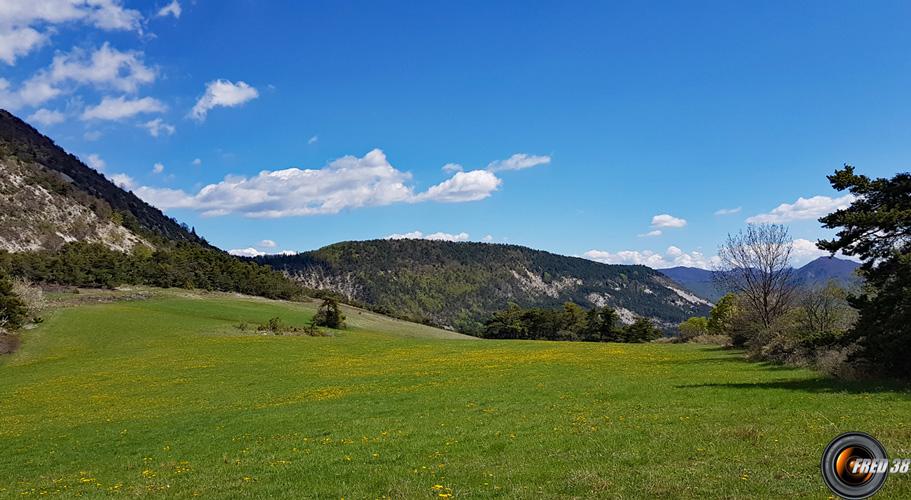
[818,165,911,377]
[313,297,346,329]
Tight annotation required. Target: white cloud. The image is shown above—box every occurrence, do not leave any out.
[307,135,318,145]
[0,0,142,65]
[141,118,175,137]
[0,26,47,65]
[84,153,105,171]
[27,107,64,126]
[191,158,202,166]
[190,79,258,121]
[83,130,102,141]
[259,239,277,248]
[152,162,164,174]
[441,162,463,174]
[638,230,662,238]
[46,42,155,93]
[482,234,494,242]
[386,231,470,242]
[487,153,551,172]
[413,170,501,203]
[228,247,264,258]
[132,149,506,218]
[651,214,687,229]
[110,173,135,190]
[157,0,181,19]
[81,96,165,120]
[746,194,856,224]
[583,246,720,270]
[714,206,742,216]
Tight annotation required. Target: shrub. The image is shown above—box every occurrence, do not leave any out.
[690,334,731,346]
[0,274,27,332]
[11,279,45,322]
[678,316,709,342]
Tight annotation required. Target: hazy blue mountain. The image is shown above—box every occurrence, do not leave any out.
[658,256,862,302]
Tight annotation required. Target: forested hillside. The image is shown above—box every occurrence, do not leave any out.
[0,110,204,250]
[257,239,711,333]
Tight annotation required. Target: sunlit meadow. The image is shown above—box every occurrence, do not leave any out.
[1,290,909,498]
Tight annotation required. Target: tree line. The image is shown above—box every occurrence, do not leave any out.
[482,302,662,342]
[0,241,303,301]
[679,166,910,379]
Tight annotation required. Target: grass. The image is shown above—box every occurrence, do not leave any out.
[1,288,909,498]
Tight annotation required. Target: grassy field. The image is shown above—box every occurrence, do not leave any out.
[1,289,909,498]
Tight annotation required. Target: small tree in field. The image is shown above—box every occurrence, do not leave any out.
[714,224,797,330]
[312,297,346,329]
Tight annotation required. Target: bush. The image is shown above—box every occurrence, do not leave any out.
[11,279,45,322]
[678,316,709,342]
[0,274,27,332]
[690,334,731,346]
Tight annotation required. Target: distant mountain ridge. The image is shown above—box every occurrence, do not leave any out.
[257,239,712,333]
[0,109,204,251]
[659,256,861,302]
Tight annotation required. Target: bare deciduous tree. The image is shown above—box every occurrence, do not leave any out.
[713,224,797,329]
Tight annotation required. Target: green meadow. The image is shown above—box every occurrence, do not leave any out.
[1,290,909,498]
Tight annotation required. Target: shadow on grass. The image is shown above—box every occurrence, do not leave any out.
[677,378,911,396]
[672,346,911,395]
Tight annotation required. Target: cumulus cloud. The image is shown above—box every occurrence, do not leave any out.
[259,239,277,248]
[191,158,202,166]
[190,79,258,121]
[84,153,105,171]
[141,118,175,137]
[0,0,142,65]
[413,170,501,203]
[583,246,720,270]
[1,43,157,111]
[651,214,687,229]
[482,235,494,242]
[152,162,164,174]
[110,173,135,190]
[487,153,551,172]
[132,149,506,218]
[386,231,470,242]
[441,163,463,174]
[157,0,181,19]
[27,107,64,126]
[0,26,47,65]
[746,195,856,224]
[228,247,264,258]
[714,206,742,216]
[81,96,165,120]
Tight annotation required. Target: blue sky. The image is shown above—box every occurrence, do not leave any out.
[2,1,910,268]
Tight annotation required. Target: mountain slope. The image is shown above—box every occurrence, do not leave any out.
[257,239,712,333]
[0,109,204,251]
[659,256,862,302]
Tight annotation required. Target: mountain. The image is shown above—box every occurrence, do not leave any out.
[256,239,712,333]
[795,256,862,286]
[658,256,862,302]
[0,109,204,251]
